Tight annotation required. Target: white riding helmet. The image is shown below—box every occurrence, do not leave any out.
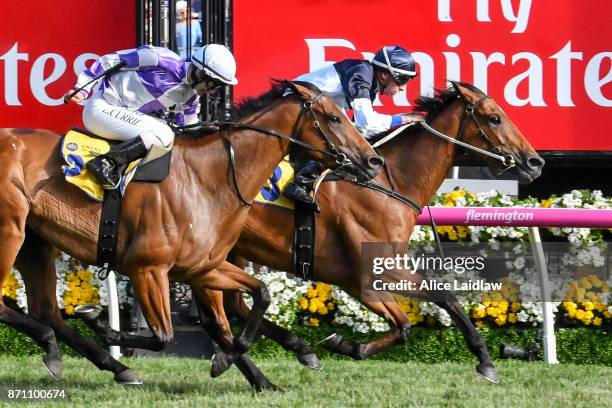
[190,44,238,85]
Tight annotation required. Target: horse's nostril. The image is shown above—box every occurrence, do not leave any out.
[527,156,545,169]
[368,155,385,169]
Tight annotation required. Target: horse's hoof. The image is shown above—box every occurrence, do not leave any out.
[74,304,103,321]
[114,369,143,385]
[42,355,63,380]
[210,352,233,378]
[254,382,283,392]
[298,353,322,370]
[476,363,499,384]
[317,333,343,351]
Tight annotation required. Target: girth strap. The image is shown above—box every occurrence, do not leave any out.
[96,189,122,278]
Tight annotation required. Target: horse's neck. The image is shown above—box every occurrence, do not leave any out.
[381,102,463,209]
[185,104,295,202]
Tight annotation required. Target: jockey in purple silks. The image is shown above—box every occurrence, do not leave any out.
[65,44,237,189]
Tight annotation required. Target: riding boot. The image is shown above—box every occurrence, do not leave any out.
[284,160,323,210]
[86,137,148,189]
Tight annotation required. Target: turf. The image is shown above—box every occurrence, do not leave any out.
[0,356,609,407]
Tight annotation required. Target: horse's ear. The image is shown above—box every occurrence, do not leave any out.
[289,82,317,100]
[450,81,481,105]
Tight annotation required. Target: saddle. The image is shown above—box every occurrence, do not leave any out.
[60,129,173,273]
[61,129,172,201]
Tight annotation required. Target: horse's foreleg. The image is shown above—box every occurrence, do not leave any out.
[15,229,141,384]
[193,288,278,391]
[188,262,270,378]
[224,291,321,370]
[318,299,410,360]
[434,295,498,383]
[125,264,174,350]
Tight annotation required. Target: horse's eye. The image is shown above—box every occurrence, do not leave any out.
[489,114,501,125]
[327,115,341,123]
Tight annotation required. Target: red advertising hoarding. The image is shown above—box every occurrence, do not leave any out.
[0,2,136,132]
[234,0,611,151]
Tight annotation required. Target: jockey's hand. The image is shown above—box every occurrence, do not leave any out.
[401,113,425,125]
[63,89,87,104]
[177,122,220,138]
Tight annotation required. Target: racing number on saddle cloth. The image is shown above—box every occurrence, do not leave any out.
[61,130,144,201]
[261,167,282,201]
[254,156,295,210]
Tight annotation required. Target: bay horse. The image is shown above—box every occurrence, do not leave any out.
[0,81,383,385]
[215,81,544,384]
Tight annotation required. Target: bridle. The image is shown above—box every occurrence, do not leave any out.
[421,94,516,173]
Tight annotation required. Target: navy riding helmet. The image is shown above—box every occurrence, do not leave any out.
[371,45,417,84]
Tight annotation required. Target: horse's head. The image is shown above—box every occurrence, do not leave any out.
[450,81,544,184]
[286,82,384,181]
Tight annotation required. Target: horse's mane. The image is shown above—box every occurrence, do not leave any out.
[175,80,292,140]
[369,81,485,144]
[414,81,484,122]
[231,80,292,120]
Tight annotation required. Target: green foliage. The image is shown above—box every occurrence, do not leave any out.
[1,321,609,366]
[248,325,612,366]
[0,318,98,357]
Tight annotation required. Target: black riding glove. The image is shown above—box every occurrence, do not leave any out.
[177,122,220,138]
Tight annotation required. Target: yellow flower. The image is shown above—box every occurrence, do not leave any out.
[309,317,319,327]
[299,297,309,310]
[563,301,577,311]
[475,321,487,329]
[574,309,585,320]
[540,199,552,208]
[326,302,335,310]
[494,314,507,326]
[580,277,593,290]
[567,308,577,318]
[581,301,594,311]
[407,312,419,325]
[592,317,602,326]
[511,302,522,312]
[486,307,499,317]
[306,287,317,299]
[65,305,74,315]
[508,313,518,324]
[317,304,328,315]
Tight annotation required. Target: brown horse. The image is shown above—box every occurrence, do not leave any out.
[0,81,383,384]
[216,81,545,384]
[41,81,543,390]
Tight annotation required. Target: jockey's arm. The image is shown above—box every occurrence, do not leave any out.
[69,46,161,101]
[352,98,406,139]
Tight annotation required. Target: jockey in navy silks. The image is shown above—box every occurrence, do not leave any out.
[285,45,425,206]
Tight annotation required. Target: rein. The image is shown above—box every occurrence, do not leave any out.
[204,90,354,206]
[422,95,516,172]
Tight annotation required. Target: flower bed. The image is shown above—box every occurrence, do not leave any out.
[2,189,610,336]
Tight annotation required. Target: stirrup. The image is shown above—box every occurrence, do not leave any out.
[87,157,121,190]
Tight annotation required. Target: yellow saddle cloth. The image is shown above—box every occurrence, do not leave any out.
[254,156,329,210]
[61,130,141,201]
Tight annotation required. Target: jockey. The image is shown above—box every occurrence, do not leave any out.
[64,44,238,189]
[293,45,424,139]
[285,45,424,206]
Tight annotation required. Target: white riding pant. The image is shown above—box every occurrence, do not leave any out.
[82,94,174,150]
